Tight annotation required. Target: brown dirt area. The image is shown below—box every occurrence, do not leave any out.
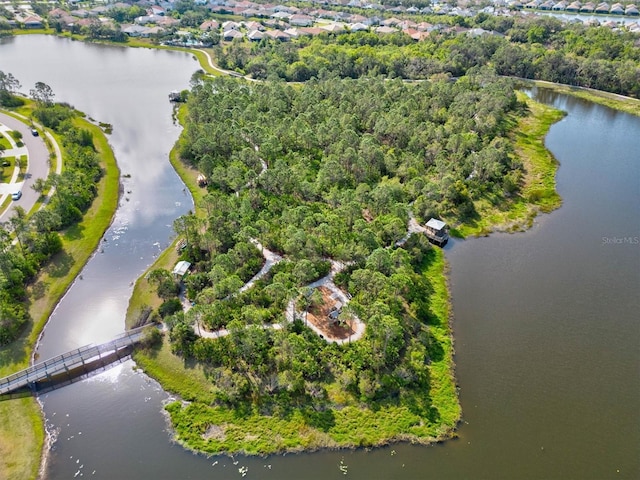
[306,286,356,341]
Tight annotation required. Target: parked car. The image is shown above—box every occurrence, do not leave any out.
[31,129,38,136]
[11,191,22,201]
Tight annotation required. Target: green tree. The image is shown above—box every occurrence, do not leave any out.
[29,81,55,106]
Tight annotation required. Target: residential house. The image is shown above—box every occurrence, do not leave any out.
[243,21,263,31]
[122,24,148,36]
[247,29,265,40]
[270,11,292,19]
[200,19,220,31]
[71,9,90,18]
[349,22,368,31]
[223,28,244,40]
[322,22,346,32]
[90,6,109,16]
[410,30,430,41]
[283,27,301,37]
[298,26,325,35]
[157,16,179,27]
[17,14,44,29]
[222,20,241,30]
[49,8,68,18]
[609,3,624,14]
[380,16,401,26]
[290,14,314,26]
[240,8,262,17]
[374,25,396,34]
[266,28,290,40]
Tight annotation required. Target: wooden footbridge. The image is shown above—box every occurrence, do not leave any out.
[0,326,152,396]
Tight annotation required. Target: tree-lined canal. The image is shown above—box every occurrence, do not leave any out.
[1,35,638,479]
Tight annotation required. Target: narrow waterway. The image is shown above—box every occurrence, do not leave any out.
[0,35,638,479]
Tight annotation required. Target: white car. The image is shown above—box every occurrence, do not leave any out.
[11,191,22,201]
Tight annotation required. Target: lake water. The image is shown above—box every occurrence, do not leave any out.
[0,35,638,480]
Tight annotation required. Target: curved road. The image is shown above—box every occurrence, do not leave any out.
[0,111,56,222]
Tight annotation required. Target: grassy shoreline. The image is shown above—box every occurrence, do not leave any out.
[523,80,640,118]
[0,106,119,480]
[449,93,565,238]
[133,248,458,455]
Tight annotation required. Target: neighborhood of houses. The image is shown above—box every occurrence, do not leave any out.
[2,0,640,44]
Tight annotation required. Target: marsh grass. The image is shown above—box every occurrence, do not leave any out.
[452,94,564,238]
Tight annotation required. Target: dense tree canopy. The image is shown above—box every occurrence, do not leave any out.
[214,16,640,97]
[160,71,524,414]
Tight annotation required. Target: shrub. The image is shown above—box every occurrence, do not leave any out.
[159,298,183,318]
[157,278,180,299]
[139,327,163,349]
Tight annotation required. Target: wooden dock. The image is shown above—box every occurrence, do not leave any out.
[0,326,151,396]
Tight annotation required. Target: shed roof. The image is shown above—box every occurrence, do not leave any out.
[172,260,191,277]
[426,218,447,230]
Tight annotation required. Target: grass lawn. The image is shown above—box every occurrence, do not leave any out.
[0,108,119,480]
[0,132,12,150]
[0,155,15,178]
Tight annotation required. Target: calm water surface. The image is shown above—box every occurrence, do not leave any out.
[1,36,638,479]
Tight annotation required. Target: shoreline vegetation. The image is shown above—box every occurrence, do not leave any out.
[125,75,565,456]
[0,101,119,480]
[450,92,565,238]
[525,80,640,118]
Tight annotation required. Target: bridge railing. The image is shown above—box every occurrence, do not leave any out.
[0,326,152,393]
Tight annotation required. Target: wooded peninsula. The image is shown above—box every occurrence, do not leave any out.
[128,71,563,455]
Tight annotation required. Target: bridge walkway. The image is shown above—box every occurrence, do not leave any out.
[0,326,150,395]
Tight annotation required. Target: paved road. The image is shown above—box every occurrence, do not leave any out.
[193,48,258,83]
[0,111,52,222]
